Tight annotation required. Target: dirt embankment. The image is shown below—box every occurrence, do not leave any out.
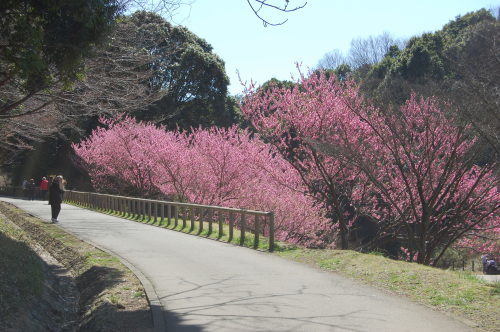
[0,202,153,332]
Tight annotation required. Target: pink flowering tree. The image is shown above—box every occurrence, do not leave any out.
[454,220,500,259]
[241,73,371,249]
[73,116,162,196]
[326,94,499,265]
[242,71,499,264]
[73,116,326,245]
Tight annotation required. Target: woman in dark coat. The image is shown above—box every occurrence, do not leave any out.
[49,176,64,223]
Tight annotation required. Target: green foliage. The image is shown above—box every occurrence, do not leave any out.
[358,8,500,156]
[125,11,231,129]
[440,8,495,44]
[0,0,122,170]
[260,77,297,91]
[0,0,121,93]
[366,45,401,84]
[3,10,237,183]
[395,33,446,82]
[362,8,496,103]
[333,63,352,81]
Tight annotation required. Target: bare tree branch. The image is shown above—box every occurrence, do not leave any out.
[246,0,307,26]
[317,49,346,70]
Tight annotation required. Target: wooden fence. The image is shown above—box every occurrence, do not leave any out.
[438,260,482,272]
[64,190,275,252]
[0,186,275,251]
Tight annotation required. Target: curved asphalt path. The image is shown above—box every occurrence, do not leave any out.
[1,197,473,332]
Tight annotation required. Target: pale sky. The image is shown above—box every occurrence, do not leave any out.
[171,0,498,95]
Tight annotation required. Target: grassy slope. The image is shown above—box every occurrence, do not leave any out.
[0,215,44,327]
[276,248,499,331]
[0,202,153,331]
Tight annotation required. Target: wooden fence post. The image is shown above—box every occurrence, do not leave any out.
[240,212,246,246]
[253,215,260,249]
[198,207,203,233]
[167,204,172,227]
[208,209,213,236]
[269,212,275,252]
[229,212,234,242]
[174,205,179,228]
[218,210,223,238]
[154,202,158,224]
[190,207,195,232]
[182,206,187,229]
[147,201,152,222]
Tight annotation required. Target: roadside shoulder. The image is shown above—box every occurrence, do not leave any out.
[0,201,154,332]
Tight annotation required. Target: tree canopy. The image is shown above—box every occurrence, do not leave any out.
[318,9,499,155]
[0,0,122,165]
[364,9,499,154]
[125,11,232,128]
[0,0,121,96]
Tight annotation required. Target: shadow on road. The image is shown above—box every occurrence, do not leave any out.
[157,275,377,332]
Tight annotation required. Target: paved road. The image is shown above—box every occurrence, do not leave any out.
[1,197,473,332]
[477,274,500,283]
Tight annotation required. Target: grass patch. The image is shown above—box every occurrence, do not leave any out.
[276,248,499,331]
[85,250,120,265]
[134,291,145,298]
[491,283,500,296]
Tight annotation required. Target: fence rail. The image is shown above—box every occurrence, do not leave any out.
[0,186,274,251]
[0,185,45,200]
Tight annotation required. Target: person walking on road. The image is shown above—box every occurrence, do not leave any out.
[39,177,49,201]
[49,175,65,223]
[27,179,36,200]
[21,179,28,198]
